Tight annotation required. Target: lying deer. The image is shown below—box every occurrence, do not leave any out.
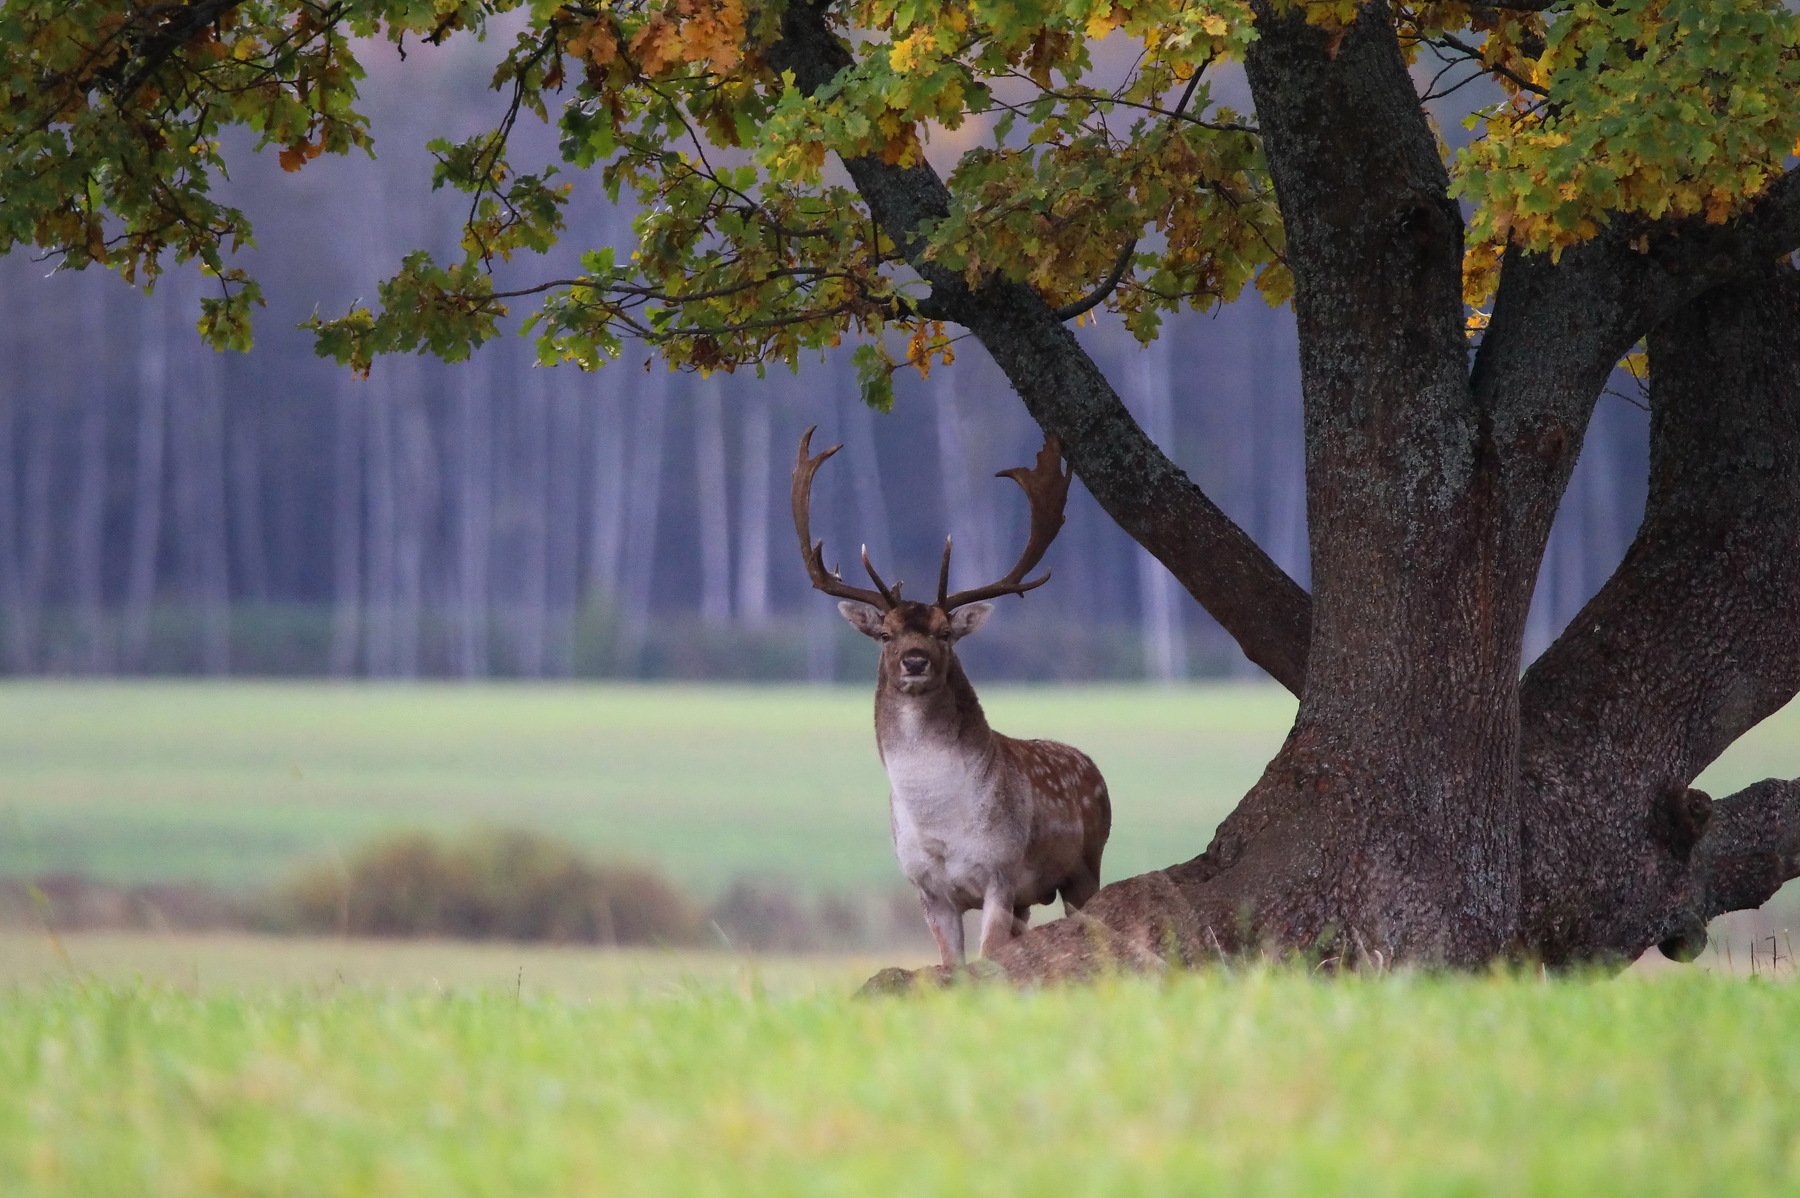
[793,428,1111,966]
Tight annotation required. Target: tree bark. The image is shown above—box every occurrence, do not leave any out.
[1515,266,1800,965]
[765,0,1800,986]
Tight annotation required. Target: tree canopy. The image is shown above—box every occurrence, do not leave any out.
[7,0,1796,395]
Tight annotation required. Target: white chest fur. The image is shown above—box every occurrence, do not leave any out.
[880,708,1021,902]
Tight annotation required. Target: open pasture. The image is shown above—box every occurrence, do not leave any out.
[0,681,1301,895]
[4,966,1798,1197]
[2,681,1795,905]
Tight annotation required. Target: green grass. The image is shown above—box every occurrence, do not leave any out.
[0,681,1301,894]
[0,680,1792,904]
[0,931,914,997]
[4,968,1798,1197]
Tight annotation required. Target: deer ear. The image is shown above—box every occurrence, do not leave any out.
[838,601,887,639]
[948,602,993,640]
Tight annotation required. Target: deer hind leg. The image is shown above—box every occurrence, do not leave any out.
[1060,869,1099,916]
[1011,904,1031,938]
[919,891,965,967]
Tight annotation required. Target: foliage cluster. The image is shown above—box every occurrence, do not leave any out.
[9,0,1788,400]
[5,971,1800,1196]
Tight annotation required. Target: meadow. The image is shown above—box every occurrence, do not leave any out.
[2,680,1794,902]
[4,966,1799,1197]
[0,680,1305,895]
[3,682,1798,1196]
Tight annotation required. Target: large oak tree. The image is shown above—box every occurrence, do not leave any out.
[4,0,1798,973]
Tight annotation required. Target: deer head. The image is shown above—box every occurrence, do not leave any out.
[792,426,1071,694]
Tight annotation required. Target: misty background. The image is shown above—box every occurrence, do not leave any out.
[0,33,1651,685]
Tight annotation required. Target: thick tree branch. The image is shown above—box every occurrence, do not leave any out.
[1694,779,1800,922]
[1471,173,1800,640]
[767,1,1312,689]
[1515,265,1800,962]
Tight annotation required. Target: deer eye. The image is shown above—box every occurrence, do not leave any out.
[878,633,892,643]
[935,630,952,642]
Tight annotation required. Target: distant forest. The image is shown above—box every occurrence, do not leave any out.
[0,36,1650,682]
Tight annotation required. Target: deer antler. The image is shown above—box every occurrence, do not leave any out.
[792,427,899,610]
[940,436,1070,609]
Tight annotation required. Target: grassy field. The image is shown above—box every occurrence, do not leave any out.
[0,681,1305,895]
[2,681,1795,904]
[4,963,1798,1197]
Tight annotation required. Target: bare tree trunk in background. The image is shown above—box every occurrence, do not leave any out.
[843,397,895,578]
[453,361,492,677]
[122,302,168,670]
[172,345,231,675]
[14,403,54,671]
[327,380,364,676]
[227,395,271,604]
[72,379,111,673]
[1127,339,1187,683]
[546,383,584,675]
[589,385,629,598]
[362,390,397,676]
[391,371,435,677]
[510,370,552,677]
[734,389,772,627]
[1236,308,1306,678]
[930,373,994,592]
[695,386,732,626]
[0,393,24,671]
[616,369,668,672]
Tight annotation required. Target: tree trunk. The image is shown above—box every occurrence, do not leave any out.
[546,382,584,675]
[121,304,168,671]
[327,379,364,677]
[769,0,1800,987]
[1514,267,1800,966]
[71,388,110,673]
[1126,339,1187,682]
[0,391,25,672]
[453,360,492,678]
[694,386,733,627]
[616,368,667,673]
[734,390,772,627]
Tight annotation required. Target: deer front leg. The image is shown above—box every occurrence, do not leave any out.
[919,890,965,967]
[978,882,1018,959]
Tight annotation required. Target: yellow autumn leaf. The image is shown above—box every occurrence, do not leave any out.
[567,19,619,68]
[630,15,682,76]
[890,31,932,73]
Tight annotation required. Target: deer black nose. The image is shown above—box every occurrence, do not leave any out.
[900,651,930,675]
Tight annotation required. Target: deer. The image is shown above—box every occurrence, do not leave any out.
[792,427,1111,967]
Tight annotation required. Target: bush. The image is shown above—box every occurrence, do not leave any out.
[266,829,705,946]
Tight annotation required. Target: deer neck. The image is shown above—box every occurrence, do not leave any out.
[873,653,993,763]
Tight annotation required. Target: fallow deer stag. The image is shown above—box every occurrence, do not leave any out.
[792,427,1111,966]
